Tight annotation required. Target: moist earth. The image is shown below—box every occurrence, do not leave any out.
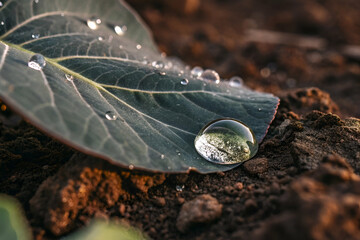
[1,0,360,239]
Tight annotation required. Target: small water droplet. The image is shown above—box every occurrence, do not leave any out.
[87,17,101,30]
[119,45,123,49]
[161,154,165,159]
[200,69,220,84]
[260,67,271,78]
[65,74,74,81]
[129,164,134,170]
[60,12,65,17]
[0,2,3,7]
[180,78,189,86]
[105,111,117,121]
[1,21,4,25]
[98,36,104,41]
[152,61,164,69]
[136,44,142,50]
[229,76,243,87]
[191,66,203,77]
[114,25,127,35]
[31,33,40,39]
[28,54,46,71]
[194,119,258,164]
[158,72,166,76]
[34,0,39,3]
[176,185,185,192]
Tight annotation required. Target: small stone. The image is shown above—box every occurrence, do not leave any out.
[244,199,258,213]
[153,197,166,207]
[234,182,244,190]
[176,194,223,233]
[243,157,269,175]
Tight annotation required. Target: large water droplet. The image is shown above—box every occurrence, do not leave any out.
[114,25,127,35]
[65,74,74,81]
[87,17,101,30]
[229,76,243,88]
[180,78,189,86]
[152,61,164,69]
[105,111,117,121]
[191,66,203,77]
[200,69,220,84]
[194,119,258,164]
[28,54,46,71]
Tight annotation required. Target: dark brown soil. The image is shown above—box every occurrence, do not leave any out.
[1,0,360,239]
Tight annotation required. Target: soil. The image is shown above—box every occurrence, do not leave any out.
[1,0,360,239]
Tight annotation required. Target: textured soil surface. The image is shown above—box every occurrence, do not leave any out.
[1,0,360,239]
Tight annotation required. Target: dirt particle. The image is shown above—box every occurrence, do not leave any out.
[243,158,269,175]
[176,194,223,233]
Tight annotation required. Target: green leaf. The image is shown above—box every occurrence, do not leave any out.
[63,220,148,240]
[0,195,32,240]
[0,0,279,173]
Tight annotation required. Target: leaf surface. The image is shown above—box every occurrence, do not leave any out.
[0,0,279,172]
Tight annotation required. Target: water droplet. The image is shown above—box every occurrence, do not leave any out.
[0,2,3,7]
[28,54,46,71]
[105,111,117,121]
[136,44,142,50]
[260,67,271,78]
[87,17,101,30]
[1,21,4,25]
[60,12,65,17]
[129,164,134,170]
[31,33,40,39]
[229,76,243,87]
[114,25,127,35]
[34,0,39,3]
[119,45,123,49]
[152,61,164,69]
[176,185,185,192]
[180,78,189,86]
[98,36,104,41]
[200,69,220,84]
[65,74,74,81]
[161,154,165,159]
[158,71,166,76]
[194,119,258,164]
[191,66,203,77]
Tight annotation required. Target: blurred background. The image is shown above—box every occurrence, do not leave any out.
[127,0,360,117]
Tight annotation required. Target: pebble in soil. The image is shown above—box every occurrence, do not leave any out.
[194,119,258,164]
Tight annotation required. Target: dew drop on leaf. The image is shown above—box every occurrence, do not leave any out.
[0,2,3,8]
[161,154,165,159]
[98,36,104,41]
[191,66,203,77]
[114,25,127,35]
[105,111,117,121]
[200,69,220,84]
[28,54,46,71]
[194,119,258,164]
[180,78,189,86]
[158,71,166,76]
[229,76,243,88]
[0,21,4,25]
[129,164,134,170]
[87,17,101,30]
[151,61,164,69]
[65,74,74,81]
[136,44,142,50]
[31,33,40,39]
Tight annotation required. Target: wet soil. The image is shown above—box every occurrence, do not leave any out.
[1,0,360,239]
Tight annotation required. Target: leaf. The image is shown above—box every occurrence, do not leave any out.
[63,220,148,240]
[0,195,32,240]
[0,0,279,173]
